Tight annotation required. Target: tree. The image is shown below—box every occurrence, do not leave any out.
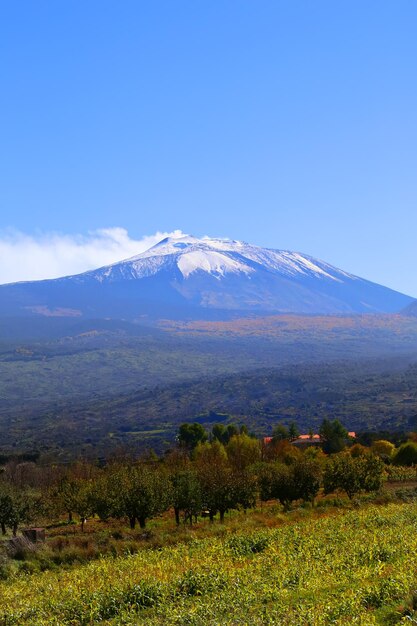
[273,440,302,465]
[72,480,94,532]
[288,422,300,441]
[272,424,290,442]
[53,476,80,523]
[194,441,235,522]
[88,472,117,522]
[319,419,348,454]
[360,454,385,493]
[178,423,207,450]
[226,434,261,472]
[212,423,239,445]
[211,424,227,444]
[111,464,171,529]
[255,462,279,503]
[171,469,202,525]
[256,458,321,509]
[349,443,369,457]
[231,469,257,513]
[291,458,322,503]
[392,441,417,466]
[371,440,395,463]
[323,453,384,499]
[268,463,295,509]
[0,490,13,535]
[0,485,40,536]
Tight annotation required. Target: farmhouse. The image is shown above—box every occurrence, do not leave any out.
[263,432,356,448]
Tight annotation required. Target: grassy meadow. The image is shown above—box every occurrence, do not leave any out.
[1,497,417,625]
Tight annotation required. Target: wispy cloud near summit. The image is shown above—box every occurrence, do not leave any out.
[0,228,185,285]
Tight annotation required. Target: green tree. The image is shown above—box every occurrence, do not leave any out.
[254,462,279,502]
[171,469,202,525]
[291,458,322,503]
[195,441,235,522]
[112,464,171,529]
[89,472,114,522]
[324,453,384,499]
[268,463,295,509]
[0,486,40,536]
[72,480,94,532]
[288,421,300,441]
[231,469,257,513]
[392,441,417,466]
[226,434,261,472]
[371,440,395,463]
[178,423,207,450]
[319,419,348,454]
[0,490,13,535]
[272,424,290,442]
[212,423,239,445]
[53,476,80,523]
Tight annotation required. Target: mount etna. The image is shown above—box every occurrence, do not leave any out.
[0,235,414,320]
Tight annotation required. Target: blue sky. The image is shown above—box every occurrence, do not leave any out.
[1,1,416,294]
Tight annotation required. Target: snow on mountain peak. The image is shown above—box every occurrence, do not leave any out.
[92,234,356,283]
[129,235,252,279]
[177,249,252,279]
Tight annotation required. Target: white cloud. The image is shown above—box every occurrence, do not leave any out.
[0,228,186,284]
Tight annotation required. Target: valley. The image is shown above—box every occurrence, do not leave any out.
[1,313,417,458]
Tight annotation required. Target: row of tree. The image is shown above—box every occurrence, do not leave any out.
[0,430,388,535]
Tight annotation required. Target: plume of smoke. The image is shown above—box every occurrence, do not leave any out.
[0,227,185,284]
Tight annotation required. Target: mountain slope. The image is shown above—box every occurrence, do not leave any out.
[403,300,417,317]
[0,235,413,319]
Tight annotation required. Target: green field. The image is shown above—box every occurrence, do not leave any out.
[1,502,417,625]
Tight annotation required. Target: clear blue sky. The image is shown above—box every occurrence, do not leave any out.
[1,1,416,295]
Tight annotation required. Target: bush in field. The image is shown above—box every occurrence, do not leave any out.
[392,441,417,466]
[385,465,417,482]
[324,453,384,499]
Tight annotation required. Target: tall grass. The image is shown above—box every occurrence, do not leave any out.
[1,502,417,624]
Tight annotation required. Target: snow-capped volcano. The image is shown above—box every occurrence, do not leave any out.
[84,235,352,283]
[0,234,413,319]
[80,235,356,282]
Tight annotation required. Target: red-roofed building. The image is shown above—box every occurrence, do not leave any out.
[263,432,356,448]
